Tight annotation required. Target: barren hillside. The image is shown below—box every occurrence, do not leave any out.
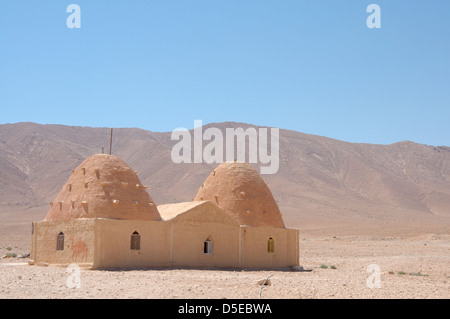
[0,122,449,234]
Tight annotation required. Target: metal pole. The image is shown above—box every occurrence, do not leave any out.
[109,128,113,155]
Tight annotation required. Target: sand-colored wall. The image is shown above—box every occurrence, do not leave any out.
[93,220,298,269]
[93,219,171,269]
[94,202,241,269]
[171,221,240,268]
[160,200,241,268]
[31,218,95,265]
[240,226,299,269]
[31,207,299,269]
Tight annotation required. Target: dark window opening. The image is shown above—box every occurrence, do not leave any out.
[130,231,140,250]
[57,232,64,251]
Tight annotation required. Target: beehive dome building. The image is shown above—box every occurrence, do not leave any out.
[31,155,299,270]
[194,162,285,228]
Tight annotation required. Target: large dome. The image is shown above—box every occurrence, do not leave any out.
[44,154,161,221]
[194,162,285,228]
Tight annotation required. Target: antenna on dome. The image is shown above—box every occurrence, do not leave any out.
[109,128,113,155]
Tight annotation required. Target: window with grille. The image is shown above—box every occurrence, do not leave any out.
[130,231,140,250]
[267,237,275,253]
[57,232,64,251]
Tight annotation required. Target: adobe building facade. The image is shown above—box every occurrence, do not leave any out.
[30,154,299,269]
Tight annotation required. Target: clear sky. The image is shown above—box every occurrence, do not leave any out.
[0,1,449,146]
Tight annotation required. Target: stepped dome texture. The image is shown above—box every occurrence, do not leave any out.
[194,162,285,228]
[44,154,161,221]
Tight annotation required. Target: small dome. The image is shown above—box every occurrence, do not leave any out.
[44,154,161,221]
[194,162,285,228]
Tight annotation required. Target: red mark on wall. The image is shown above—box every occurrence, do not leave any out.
[69,236,89,263]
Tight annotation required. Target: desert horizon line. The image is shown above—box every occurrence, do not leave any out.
[1,121,448,148]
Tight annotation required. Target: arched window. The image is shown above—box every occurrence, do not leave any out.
[130,231,140,250]
[204,237,213,254]
[267,237,275,253]
[57,232,64,251]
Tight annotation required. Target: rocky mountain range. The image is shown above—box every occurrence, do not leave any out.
[1,122,449,233]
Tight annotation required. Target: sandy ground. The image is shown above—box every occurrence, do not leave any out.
[1,216,449,299]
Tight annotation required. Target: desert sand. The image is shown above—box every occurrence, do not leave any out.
[1,209,449,299]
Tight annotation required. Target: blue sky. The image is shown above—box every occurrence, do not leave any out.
[0,1,449,146]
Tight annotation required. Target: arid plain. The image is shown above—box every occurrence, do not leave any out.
[1,208,449,299]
